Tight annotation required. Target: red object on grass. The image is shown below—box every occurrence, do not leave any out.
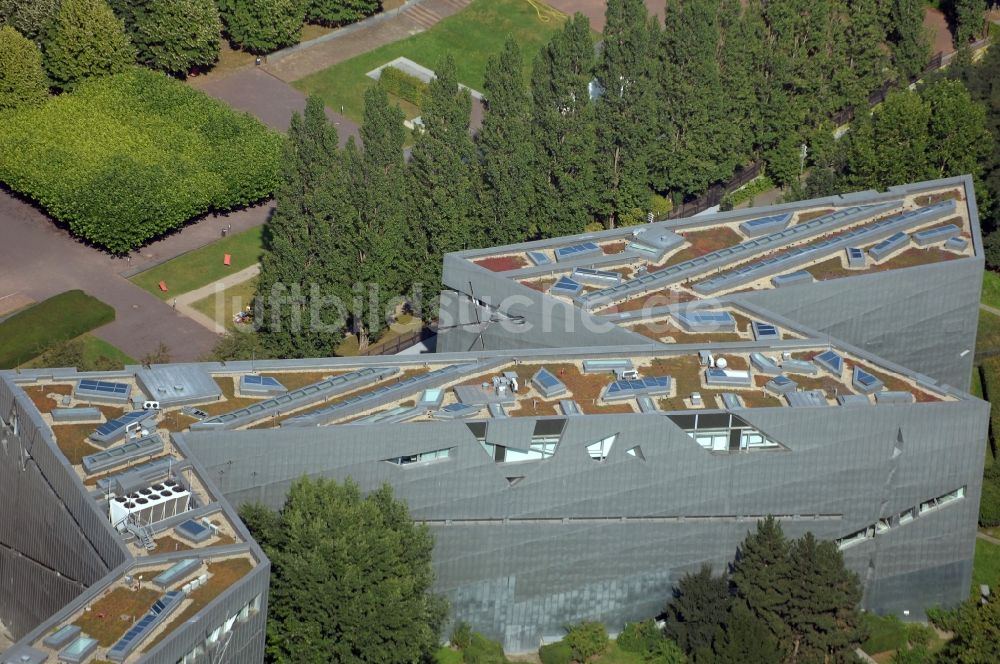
[158,281,168,292]
[224,254,231,266]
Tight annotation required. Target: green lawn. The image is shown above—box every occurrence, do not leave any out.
[434,647,463,664]
[0,291,115,369]
[972,537,1000,592]
[191,277,259,332]
[977,310,1000,355]
[21,334,136,370]
[983,271,1000,311]
[293,0,566,123]
[130,225,266,299]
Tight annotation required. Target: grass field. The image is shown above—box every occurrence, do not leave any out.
[21,334,136,370]
[130,225,266,299]
[293,0,566,123]
[0,291,115,369]
[973,537,1000,591]
[983,271,1000,310]
[192,277,259,332]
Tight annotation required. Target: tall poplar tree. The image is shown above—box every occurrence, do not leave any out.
[477,36,535,245]
[656,0,732,197]
[530,13,597,237]
[255,95,344,357]
[594,0,657,227]
[340,84,410,348]
[955,0,983,47]
[407,54,477,301]
[887,0,930,82]
[835,0,889,109]
[717,0,763,168]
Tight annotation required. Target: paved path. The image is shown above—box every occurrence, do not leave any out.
[977,531,1000,546]
[175,264,261,334]
[0,191,229,362]
[544,0,663,31]
[981,303,1000,318]
[190,68,362,141]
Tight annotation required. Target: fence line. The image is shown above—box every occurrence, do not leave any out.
[359,323,437,356]
[665,39,990,220]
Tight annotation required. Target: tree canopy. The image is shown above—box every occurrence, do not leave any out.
[132,0,221,75]
[0,24,48,110]
[241,476,446,663]
[43,0,135,91]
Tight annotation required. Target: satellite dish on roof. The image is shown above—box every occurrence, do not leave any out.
[716,357,728,369]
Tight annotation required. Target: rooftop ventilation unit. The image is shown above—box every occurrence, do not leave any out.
[110,480,191,529]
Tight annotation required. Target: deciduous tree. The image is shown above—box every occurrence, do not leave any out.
[887,0,930,82]
[594,0,657,227]
[132,0,221,75]
[217,0,305,54]
[530,13,597,237]
[255,95,344,357]
[407,54,477,300]
[306,0,378,26]
[477,36,535,245]
[43,0,135,91]
[0,25,47,110]
[241,477,447,663]
[0,0,60,42]
[954,0,984,47]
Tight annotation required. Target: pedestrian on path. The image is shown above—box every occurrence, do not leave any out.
[172,299,177,309]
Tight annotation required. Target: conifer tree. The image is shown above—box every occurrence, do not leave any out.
[407,54,477,302]
[44,0,135,91]
[888,0,930,82]
[662,565,732,661]
[731,516,793,649]
[785,533,865,662]
[594,0,657,227]
[256,95,344,357]
[477,36,535,245]
[712,603,782,664]
[530,13,597,237]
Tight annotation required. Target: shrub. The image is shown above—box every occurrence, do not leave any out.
[565,622,608,663]
[0,291,114,368]
[649,192,673,217]
[307,0,379,26]
[43,0,135,91]
[722,174,776,210]
[983,233,1000,271]
[905,622,935,648]
[463,632,508,664]
[538,640,572,664]
[617,619,663,653]
[379,66,428,107]
[0,68,281,252]
[0,25,48,110]
[451,622,473,651]
[217,0,305,54]
[133,0,221,75]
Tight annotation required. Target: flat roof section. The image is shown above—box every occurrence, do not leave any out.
[136,365,222,407]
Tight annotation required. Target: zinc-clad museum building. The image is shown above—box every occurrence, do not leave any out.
[0,176,990,659]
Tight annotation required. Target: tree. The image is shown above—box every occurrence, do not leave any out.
[922,78,992,181]
[132,0,221,75]
[594,0,657,227]
[306,0,379,26]
[887,0,930,82]
[564,621,608,662]
[954,0,983,47]
[835,0,889,108]
[655,0,733,197]
[662,565,732,662]
[784,533,865,662]
[43,0,135,91]
[717,0,763,170]
[730,516,793,648]
[954,37,1000,234]
[406,53,477,302]
[0,0,60,41]
[340,83,411,349]
[712,603,781,664]
[140,342,171,366]
[217,0,305,54]
[242,477,447,663]
[0,25,47,110]
[934,598,1000,663]
[530,13,597,237]
[477,36,535,246]
[255,95,344,357]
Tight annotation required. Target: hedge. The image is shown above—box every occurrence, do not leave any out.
[0,290,114,368]
[0,67,281,252]
[378,66,428,107]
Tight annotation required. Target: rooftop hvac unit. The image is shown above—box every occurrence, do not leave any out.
[110,482,191,530]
